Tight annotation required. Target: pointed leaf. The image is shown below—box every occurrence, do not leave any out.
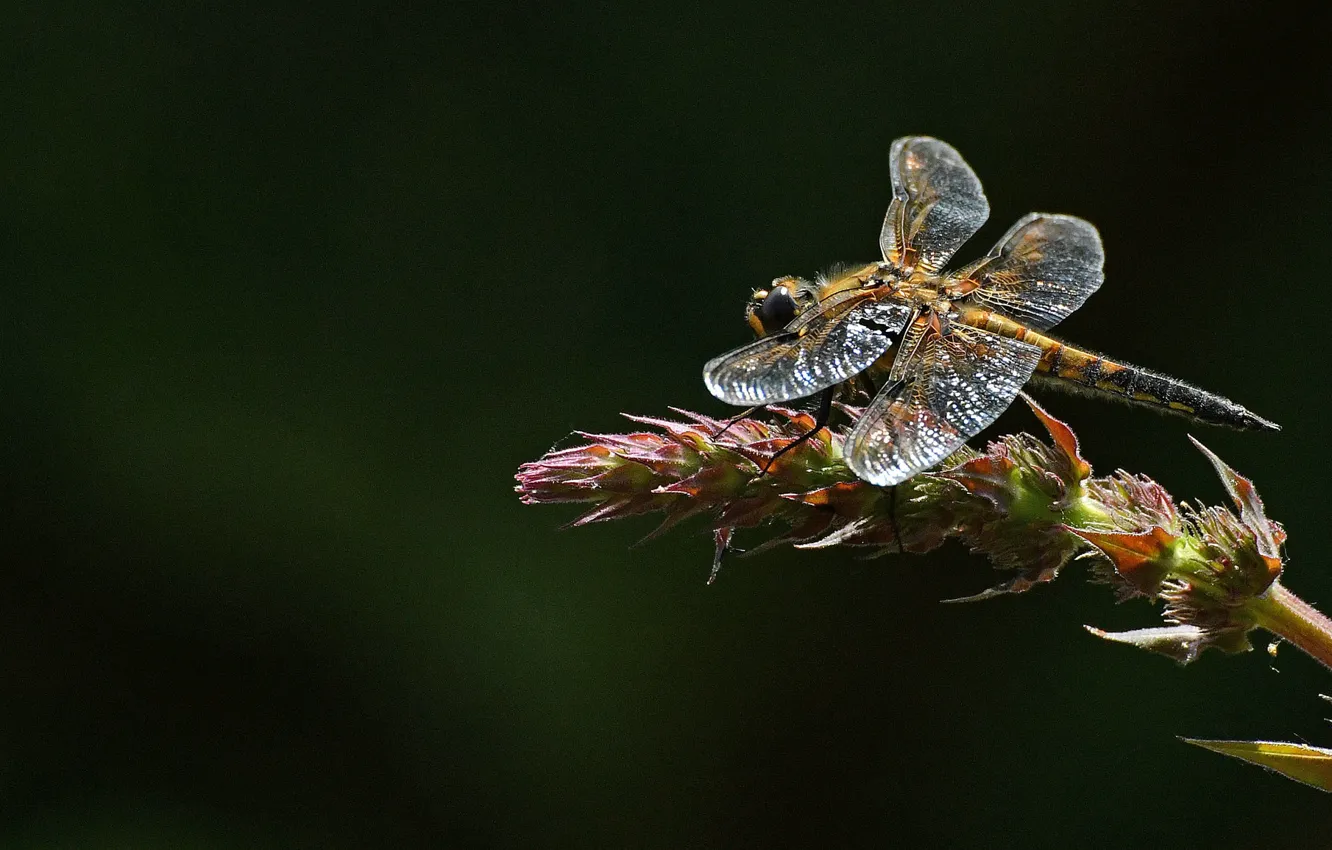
[946,454,1020,508]
[1069,526,1178,594]
[1189,436,1281,563]
[1085,624,1208,664]
[795,517,874,550]
[708,527,733,585]
[621,413,709,447]
[1182,738,1332,793]
[783,481,881,517]
[1021,392,1091,480]
[942,567,1060,603]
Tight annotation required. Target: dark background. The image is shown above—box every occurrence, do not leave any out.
[5,2,1331,847]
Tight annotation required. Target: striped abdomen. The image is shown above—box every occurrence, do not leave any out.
[958,307,1279,432]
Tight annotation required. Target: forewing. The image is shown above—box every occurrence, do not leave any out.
[703,296,912,405]
[879,137,989,274]
[957,213,1105,330]
[844,326,1042,486]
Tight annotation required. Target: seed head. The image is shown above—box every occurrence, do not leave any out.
[517,397,1288,663]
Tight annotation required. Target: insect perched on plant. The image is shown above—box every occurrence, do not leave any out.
[703,136,1278,486]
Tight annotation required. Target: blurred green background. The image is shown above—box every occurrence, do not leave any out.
[5,1,1331,847]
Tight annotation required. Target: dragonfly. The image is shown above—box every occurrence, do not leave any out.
[703,136,1278,487]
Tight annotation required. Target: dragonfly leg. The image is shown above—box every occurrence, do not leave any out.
[860,373,878,402]
[759,387,834,477]
[715,404,767,440]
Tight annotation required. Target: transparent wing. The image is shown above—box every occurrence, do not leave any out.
[954,213,1105,330]
[844,325,1041,486]
[702,295,913,405]
[879,137,989,274]
[887,313,927,384]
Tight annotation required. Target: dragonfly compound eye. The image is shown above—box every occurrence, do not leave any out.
[757,286,798,332]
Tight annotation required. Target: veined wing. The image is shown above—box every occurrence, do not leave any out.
[887,312,927,384]
[703,294,912,405]
[844,325,1041,486]
[954,213,1104,330]
[879,137,989,274]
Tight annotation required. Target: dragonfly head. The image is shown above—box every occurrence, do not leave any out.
[746,276,815,337]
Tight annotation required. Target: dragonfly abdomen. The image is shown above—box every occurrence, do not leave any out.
[959,307,1279,432]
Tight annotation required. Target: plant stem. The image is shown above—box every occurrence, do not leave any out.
[1251,582,1332,673]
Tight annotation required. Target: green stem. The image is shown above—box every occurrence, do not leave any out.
[1250,582,1332,673]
